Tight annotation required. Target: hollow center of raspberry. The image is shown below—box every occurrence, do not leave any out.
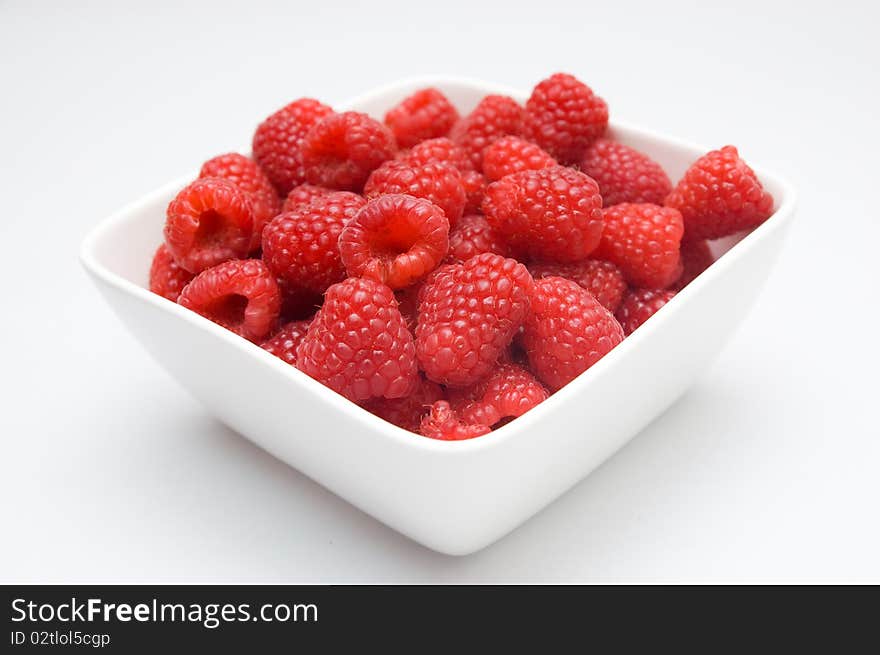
[367,214,421,263]
[206,294,248,328]
[195,210,232,247]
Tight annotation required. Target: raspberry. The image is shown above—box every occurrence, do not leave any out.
[198,153,280,250]
[149,244,194,302]
[672,239,714,290]
[262,192,365,295]
[338,194,449,290]
[461,170,487,214]
[178,259,281,342]
[482,166,603,263]
[615,288,676,335]
[281,184,335,213]
[579,139,672,206]
[450,95,523,169]
[296,277,418,402]
[384,88,460,149]
[529,259,627,313]
[523,73,608,165]
[594,203,684,288]
[302,111,397,191]
[260,319,312,366]
[446,213,510,264]
[448,363,548,427]
[522,276,624,390]
[252,98,334,195]
[416,254,534,387]
[364,159,465,227]
[481,136,556,182]
[400,137,474,172]
[664,145,774,240]
[419,401,491,441]
[364,376,445,433]
[164,177,254,274]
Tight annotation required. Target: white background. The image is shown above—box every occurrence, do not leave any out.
[1,0,878,583]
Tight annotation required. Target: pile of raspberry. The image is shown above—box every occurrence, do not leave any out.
[150,73,774,441]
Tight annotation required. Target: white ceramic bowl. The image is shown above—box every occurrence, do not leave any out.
[81,77,796,555]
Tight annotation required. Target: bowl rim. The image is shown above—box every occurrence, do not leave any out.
[80,75,798,456]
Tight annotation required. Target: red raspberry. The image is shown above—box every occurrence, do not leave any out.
[615,288,677,335]
[482,166,603,263]
[252,98,334,195]
[364,376,445,433]
[419,401,491,441]
[400,137,474,172]
[198,153,280,251]
[149,244,194,302]
[281,184,335,213]
[338,194,449,290]
[260,319,312,366]
[664,145,774,240]
[522,276,624,390]
[481,136,556,181]
[302,111,397,192]
[579,139,672,206]
[448,363,548,427]
[446,213,510,264]
[364,159,465,227]
[262,192,365,296]
[384,88,460,149]
[528,259,627,313]
[594,203,684,289]
[296,277,418,402]
[461,170,487,214]
[523,73,608,165]
[672,239,714,290]
[164,177,254,274]
[416,254,534,387]
[178,259,281,342]
[450,95,523,169]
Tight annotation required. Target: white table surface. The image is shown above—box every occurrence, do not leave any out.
[2,0,878,583]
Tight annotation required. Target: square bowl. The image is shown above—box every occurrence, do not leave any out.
[80,77,796,555]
